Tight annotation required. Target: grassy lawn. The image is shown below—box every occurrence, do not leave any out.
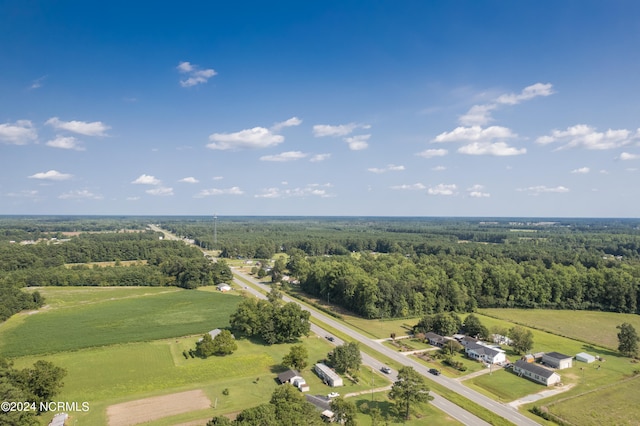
[544,375,640,426]
[412,351,486,378]
[0,287,241,357]
[353,391,462,425]
[467,369,545,402]
[479,308,640,350]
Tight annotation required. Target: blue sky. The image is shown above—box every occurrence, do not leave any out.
[2,1,640,217]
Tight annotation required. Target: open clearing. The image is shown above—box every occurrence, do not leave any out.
[107,389,211,426]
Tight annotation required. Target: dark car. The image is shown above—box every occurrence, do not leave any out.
[429,368,441,376]
[380,366,392,374]
[326,336,335,342]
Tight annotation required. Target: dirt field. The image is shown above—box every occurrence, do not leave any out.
[107,389,211,426]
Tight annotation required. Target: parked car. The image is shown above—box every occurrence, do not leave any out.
[429,368,441,376]
[380,366,392,374]
[326,335,335,342]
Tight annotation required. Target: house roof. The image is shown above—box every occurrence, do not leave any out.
[514,360,557,379]
[466,342,504,358]
[277,369,300,383]
[305,394,331,412]
[424,332,445,340]
[544,351,572,360]
[576,352,595,359]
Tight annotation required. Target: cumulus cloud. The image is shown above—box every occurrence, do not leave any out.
[367,164,405,173]
[390,183,426,190]
[620,152,640,160]
[179,177,199,183]
[571,167,590,174]
[132,174,161,185]
[427,184,457,196]
[467,184,490,198]
[344,134,370,150]
[310,153,331,162]
[271,117,302,131]
[46,136,84,151]
[207,126,285,150]
[459,83,554,126]
[416,148,448,158]
[58,189,103,200]
[28,170,73,181]
[255,183,333,198]
[312,123,370,137]
[518,185,570,194]
[260,151,308,162]
[434,125,516,143]
[45,117,110,136]
[146,187,174,196]
[536,124,638,150]
[0,120,37,145]
[458,142,526,156]
[195,187,244,197]
[177,61,217,87]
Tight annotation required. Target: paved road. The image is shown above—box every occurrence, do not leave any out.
[149,224,536,425]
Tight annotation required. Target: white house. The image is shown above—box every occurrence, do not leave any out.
[314,363,343,387]
[576,352,596,363]
[216,283,232,292]
[465,342,506,364]
[514,360,561,386]
[543,352,573,369]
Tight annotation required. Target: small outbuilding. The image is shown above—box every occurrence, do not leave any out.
[543,352,573,369]
[576,352,596,363]
[217,283,232,292]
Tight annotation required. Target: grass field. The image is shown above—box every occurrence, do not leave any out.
[0,287,240,357]
[466,369,545,402]
[353,391,462,425]
[479,308,640,350]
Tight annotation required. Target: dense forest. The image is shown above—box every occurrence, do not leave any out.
[2,216,640,322]
[0,219,232,321]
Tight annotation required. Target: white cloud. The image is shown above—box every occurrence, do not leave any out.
[518,185,570,194]
[427,184,457,196]
[195,187,244,197]
[571,167,590,174]
[0,120,37,145]
[458,142,526,156]
[255,184,333,198]
[536,124,638,150]
[434,125,516,143]
[177,61,217,87]
[5,190,39,198]
[46,135,84,151]
[467,184,490,198]
[29,75,47,90]
[260,151,308,162]
[390,183,426,190]
[207,126,284,150]
[312,123,370,137]
[28,170,73,181]
[45,117,110,136]
[212,176,224,180]
[620,152,640,160]
[344,134,370,150]
[458,83,554,125]
[271,117,302,131]
[146,187,174,196]
[432,166,447,171]
[58,189,103,200]
[179,177,199,183]
[416,148,448,158]
[310,153,331,162]
[367,164,405,173]
[132,174,161,185]
[496,82,554,105]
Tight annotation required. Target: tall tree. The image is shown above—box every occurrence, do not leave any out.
[617,323,639,357]
[330,397,358,426]
[212,330,237,356]
[329,342,362,375]
[195,333,217,358]
[463,314,489,339]
[509,326,534,354]
[388,366,431,420]
[282,344,308,371]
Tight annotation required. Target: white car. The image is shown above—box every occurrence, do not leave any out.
[327,392,340,398]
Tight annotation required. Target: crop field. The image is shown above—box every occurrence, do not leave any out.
[479,308,640,350]
[0,287,240,357]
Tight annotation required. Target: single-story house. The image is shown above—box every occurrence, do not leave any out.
[314,363,343,387]
[217,283,232,292]
[459,335,479,348]
[465,342,506,365]
[278,369,302,384]
[513,359,561,386]
[305,394,331,413]
[543,352,573,369]
[424,332,447,347]
[576,352,596,363]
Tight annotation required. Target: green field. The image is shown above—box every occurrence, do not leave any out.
[479,308,640,350]
[467,369,544,402]
[353,391,462,425]
[0,287,241,357]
